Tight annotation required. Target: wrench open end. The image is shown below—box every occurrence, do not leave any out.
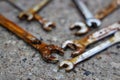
[62,40,85,57]
[62,40,76,49]
[86,18,101,28]
[18,12,34,21]
[60,32,120,71]
[70,22,89,35]
[0,13,64,63]
[40,44,64,63]
[34,14,56,31]
[43,21,56,31]
[59,60,74,71]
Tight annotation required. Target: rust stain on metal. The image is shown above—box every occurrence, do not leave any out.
[34,14,56,31]
[69,56,79,64]
[95,0,120,20]
[62,22,120,57]
[18,0,56,31]
[0,13,64,63]
[60,31,120,71]
[18,0,50,20]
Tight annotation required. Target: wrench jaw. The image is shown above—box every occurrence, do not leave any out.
[34,14,56,31]
[18,12,34,21]
[62,40,77,49]
[86,18,101,28]
[60,32,120,71]
[42,21,56,31]
[39,44,64,63]
[59,61,74,71]
[70,22,89,35]
[62,40,85,57]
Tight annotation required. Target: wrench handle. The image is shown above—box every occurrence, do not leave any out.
[77,22,120,46]
[34,14,46,24]
[95,0,119,20]
[0,14,46,49]
[30,0,50,14]
[74,36,117,64]
[74,0,94,19]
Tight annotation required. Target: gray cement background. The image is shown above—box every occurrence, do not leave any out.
[0,0,120,80]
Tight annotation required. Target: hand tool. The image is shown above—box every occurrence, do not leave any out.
[0,13,64,63]
[70,0,101,35]
[2,0,55,31]
[19,0,50,20]
[95,0,120,20]
[74,0,101,27]
[62,22,120,57]
[60,31,120,71]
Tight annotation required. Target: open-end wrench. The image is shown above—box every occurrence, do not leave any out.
[3,0,55,31]
[95,0,120,20]
[70,0,101,35]
[60,31,120,71]
[0,14,64,63]
[74,0,101,27]
[62,22,120,57]
[19,0,50,20]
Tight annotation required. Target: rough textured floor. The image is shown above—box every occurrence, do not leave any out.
[0,0,120,80]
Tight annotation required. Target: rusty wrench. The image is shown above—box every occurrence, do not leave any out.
[0,14,64,63]
[60,31,120,71]
[74,0,101,27]
[62,22,120,57]
[3,0,55,31]
[95,0,120,20]
[70,0,101,35]
[19,0,50,20]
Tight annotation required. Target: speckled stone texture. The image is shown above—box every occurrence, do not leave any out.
[0,0,120,80]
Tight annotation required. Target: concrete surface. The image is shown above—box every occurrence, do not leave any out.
[0,0,120,80]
